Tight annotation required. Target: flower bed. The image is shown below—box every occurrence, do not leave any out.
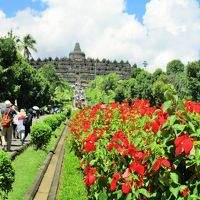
[69,97,200,199]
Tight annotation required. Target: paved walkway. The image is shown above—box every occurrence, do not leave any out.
[0,115,46,155]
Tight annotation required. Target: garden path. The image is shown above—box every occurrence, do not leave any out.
[0,115,47,156]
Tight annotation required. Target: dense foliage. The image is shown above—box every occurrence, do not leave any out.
[0,32,72,109]
[69,91,200,199]
[85,59,200,106]
[31,112,66,149]
[0,151,15,199]
[30,122,52,149]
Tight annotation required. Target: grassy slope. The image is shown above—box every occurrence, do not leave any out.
[7,125,64,200]
[57,136,88,200]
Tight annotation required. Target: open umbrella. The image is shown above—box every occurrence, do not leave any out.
[32,106,39,110]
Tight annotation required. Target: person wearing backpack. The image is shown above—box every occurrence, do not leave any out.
[21,108,34,144]
[1,100,17,152]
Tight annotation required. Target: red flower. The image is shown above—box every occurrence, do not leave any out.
[180,188,190,197]
[134,151,147,161]
[84,165,96,175]
[129,162,144,175]
[110,180,117,191]
[112,172,121,181]
[128,145,136,156]
[107,142,113,151]
[152,157,170,171]
[122,168,130,180]
[82,120,91,132]
[85,134,98,143]
[84,142,96,153]
[122,183,132,194]
[174,135,193,157]
[85,175,96,186]
[150,121,159,134]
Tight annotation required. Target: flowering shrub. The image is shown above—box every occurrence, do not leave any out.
[69,97,200,199]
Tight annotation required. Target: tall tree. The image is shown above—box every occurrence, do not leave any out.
[166,59,184,75]
[19,34,37,61]
[186,61,200,101]
[0,36,17,68]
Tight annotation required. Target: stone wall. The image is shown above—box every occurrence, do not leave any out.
[30,43,131,86]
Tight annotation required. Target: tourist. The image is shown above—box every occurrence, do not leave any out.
[12,112,18,139]
[1,100,17,152]
[21,108,34,144]
[16,109,26,140]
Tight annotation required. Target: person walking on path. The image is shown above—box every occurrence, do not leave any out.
[12,112,18,138]
[1,100,17,151]
[22,108,34,144]
[16,109,26,140]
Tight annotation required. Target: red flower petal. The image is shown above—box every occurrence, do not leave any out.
[112,172,121,181]
[182,138,193,154]
[110,180,117,191]
[161,158,170,167]
[129,162,144,175]
[122,183,132,194]
[122,168,130,180]
[85,175,96,186]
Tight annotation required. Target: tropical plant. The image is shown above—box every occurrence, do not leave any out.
[19,34,37,61]
[69,90,200,199]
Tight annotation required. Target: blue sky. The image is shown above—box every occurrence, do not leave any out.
[0,0,47,16]
[1,0,150,22]
[125,0,150,22]
[1,0,200,71]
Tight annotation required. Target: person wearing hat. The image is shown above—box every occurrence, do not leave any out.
[1,100,17,152]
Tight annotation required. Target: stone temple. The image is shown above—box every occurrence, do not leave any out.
[30,43,131,86]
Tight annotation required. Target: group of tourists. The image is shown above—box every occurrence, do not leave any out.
[0,100,35,152]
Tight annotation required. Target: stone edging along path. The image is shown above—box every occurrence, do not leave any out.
[23,124,68,200]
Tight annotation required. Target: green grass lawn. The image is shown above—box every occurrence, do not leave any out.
[7,125,64,200]
[57,136,88,200]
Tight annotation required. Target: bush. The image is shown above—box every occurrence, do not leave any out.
[60,110,67,120]
[0,151,15,199]
[54,114,64,124]
[69,97,200,199]
[30,122,52,149]
[43,115,59,131]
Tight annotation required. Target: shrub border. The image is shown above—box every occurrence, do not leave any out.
[24,125,67,200]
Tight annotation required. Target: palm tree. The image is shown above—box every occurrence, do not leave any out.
[20,34,37,61]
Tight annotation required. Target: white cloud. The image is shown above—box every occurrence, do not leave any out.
[0,0,200,72]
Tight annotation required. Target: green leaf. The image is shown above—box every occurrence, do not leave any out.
[138,188,151,198]
[126,193,132,200]
[117,190,123,199]
[188,122,195,132]
[169,185,179,198]
[195,148,200,161]
[163,100,171,112]
[172,124,185,132]
[179,185,187,192]
[99,190,108,200]
[169,115,177,126]
[170,172,179,184]
[173,95,179,103]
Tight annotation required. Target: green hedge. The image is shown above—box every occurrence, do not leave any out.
[0,151,15,199]
[30,122,52,149]
[31,113,66,150]
[43,115,59,131]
